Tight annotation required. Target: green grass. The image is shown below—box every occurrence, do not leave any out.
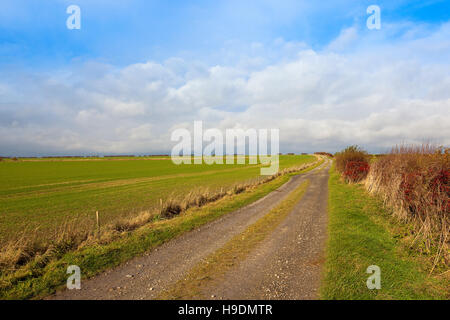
[0,157,322,300]
[321,163,449,300]
[0,155,315,243]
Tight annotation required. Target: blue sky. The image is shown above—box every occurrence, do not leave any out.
[0,1,449,155]
[2,0,449,68]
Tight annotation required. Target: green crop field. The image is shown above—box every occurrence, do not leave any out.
[0,155,315,244]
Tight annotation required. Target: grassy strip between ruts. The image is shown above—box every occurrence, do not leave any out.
[321,163,449,300]
[159,180,310,299]
[0,159,323,300]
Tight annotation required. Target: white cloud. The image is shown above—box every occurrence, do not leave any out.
[327,27,359,52]
[1,23,450,156]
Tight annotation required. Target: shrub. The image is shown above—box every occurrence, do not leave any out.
[344,161,370,183]
[365,144,449,267]
[335,146,370,182]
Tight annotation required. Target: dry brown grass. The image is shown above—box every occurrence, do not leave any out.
[0,221,90,272]
[365,144,449,270]
[113,210,156,232]
[0,160,319,274]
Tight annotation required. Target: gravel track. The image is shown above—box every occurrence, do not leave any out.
[201,160,331,299]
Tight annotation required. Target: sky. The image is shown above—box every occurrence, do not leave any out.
[0,0,449,156]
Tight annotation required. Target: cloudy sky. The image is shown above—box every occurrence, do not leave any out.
[0,0,449,156]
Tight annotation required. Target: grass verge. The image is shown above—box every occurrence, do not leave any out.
[321,163,449,300]
[0,159,322,300]
[159,180,310,299]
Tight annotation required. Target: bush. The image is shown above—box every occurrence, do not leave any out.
[344,161,370,183]
[335,146,370,182]
[365,144,449,265]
